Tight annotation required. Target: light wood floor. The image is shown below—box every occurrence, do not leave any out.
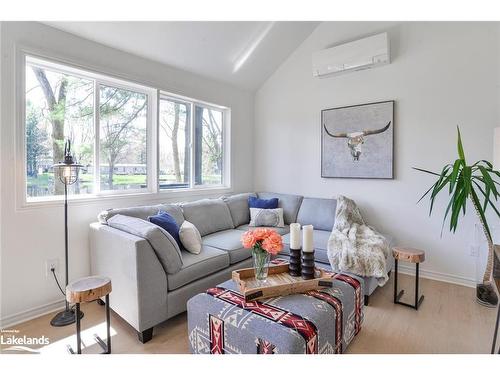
[2,274,498,354]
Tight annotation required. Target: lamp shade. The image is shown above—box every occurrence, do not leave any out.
[53,162,83,185]
[52,139,83,185]
[494,128,500,171]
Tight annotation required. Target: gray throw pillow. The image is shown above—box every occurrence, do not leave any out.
[249,208,285,228]
[107,214,183,274]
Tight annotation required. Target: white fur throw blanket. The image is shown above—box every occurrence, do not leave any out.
[327,195,391,286]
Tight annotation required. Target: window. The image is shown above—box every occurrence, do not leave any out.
[159,97,191,189]
[26,61,95,198]
[25,56,153,201]
[159,96,227,190]
[194,105,224,186]
[99,85,148,191]
[23,54,229,204]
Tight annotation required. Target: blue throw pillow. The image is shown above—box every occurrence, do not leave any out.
[148,211,181,248]
[248,196,279,209]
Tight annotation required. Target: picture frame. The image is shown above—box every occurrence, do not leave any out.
[321,100,394,179]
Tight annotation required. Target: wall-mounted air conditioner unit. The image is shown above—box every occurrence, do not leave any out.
[312,32,390,77]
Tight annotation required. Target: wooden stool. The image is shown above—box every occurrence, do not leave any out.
[66,276,112,354]
[392,247,425,310]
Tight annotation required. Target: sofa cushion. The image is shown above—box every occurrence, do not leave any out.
[202,229,251,264]
[236,224,290,236]
[98,203,184,226]
[221,192,256,227]
[107,214,183,274]
[257,192,303,224]
[296,197,337,231]
[167,246,229,291]
[282,229,331,264]
[248,196,279,209]
[181,198,235,236]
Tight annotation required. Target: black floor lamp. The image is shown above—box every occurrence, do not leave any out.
[50,140,84,327]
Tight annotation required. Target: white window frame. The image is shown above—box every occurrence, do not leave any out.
[158,91,231,192]
[16,49,232,209]
[21,54,157,204]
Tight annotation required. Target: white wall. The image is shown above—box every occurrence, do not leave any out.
[0,22,254,327]
[0,22,3,327]
[254,22,499,285]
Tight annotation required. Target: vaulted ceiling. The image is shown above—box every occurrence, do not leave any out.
[44,21,320,91]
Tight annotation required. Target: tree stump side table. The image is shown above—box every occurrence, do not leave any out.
[66,276,112,354]
[392,247,425,310]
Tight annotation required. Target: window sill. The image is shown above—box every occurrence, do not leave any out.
[19,186,233,210]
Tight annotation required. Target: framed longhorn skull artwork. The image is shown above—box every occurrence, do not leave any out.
[321,100,394,179]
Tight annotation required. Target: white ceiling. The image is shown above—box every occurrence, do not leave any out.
[44,21,319,91]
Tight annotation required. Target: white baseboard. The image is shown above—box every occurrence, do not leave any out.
[397,264,476,288]
[0,299,65,329]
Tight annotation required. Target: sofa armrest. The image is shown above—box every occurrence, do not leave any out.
[89,222,168,333]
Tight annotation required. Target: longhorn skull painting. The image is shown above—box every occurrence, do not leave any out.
[323,121,391,161]
[321,101,394,179]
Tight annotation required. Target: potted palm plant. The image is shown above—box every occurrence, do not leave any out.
[415,127,499,307]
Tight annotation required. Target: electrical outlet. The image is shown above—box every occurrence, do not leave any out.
[470,245,479,257]
[45,259,59,278]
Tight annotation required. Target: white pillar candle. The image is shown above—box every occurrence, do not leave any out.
[289,223,301,249]
[302,225,314,253]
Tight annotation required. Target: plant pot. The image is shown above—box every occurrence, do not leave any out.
[252,249,271,281]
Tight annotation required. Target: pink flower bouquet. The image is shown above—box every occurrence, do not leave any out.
[241,228,283,280]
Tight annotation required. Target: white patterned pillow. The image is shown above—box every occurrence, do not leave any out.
[179,220,202,254]
[249,208,285,228]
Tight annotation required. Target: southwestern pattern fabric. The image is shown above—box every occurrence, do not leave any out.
[187,271,364,354]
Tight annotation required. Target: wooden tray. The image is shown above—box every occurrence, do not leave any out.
[232,263,334,301]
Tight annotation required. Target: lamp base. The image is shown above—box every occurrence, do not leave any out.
[50,308,84,327]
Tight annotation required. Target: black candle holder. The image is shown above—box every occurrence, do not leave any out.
[301,250,315,280]
[288,248,302,277]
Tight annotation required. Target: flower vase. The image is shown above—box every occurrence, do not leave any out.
[252,248,271,281]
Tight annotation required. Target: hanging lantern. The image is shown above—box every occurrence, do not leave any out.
[53,140,83,186]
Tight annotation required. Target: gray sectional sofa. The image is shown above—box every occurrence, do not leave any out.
[90,192,392,343]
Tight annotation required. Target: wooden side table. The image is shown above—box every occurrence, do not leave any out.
[66,276,112,354]
[393,247,425,310]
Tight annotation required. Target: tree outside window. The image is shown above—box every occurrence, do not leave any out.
[26,64,94,197]
[159,98,225,189]
[26,58,150,199]
[159,98,190,189]
[99,85,148,191]
[195,105,223,186]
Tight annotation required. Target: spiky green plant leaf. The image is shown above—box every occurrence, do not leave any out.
[414,127,499,242]
[457,126,466,162]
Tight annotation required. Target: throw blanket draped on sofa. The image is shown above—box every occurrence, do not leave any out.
[327,196,391,286]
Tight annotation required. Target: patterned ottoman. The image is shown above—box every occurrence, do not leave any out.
[187,271,364,354]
